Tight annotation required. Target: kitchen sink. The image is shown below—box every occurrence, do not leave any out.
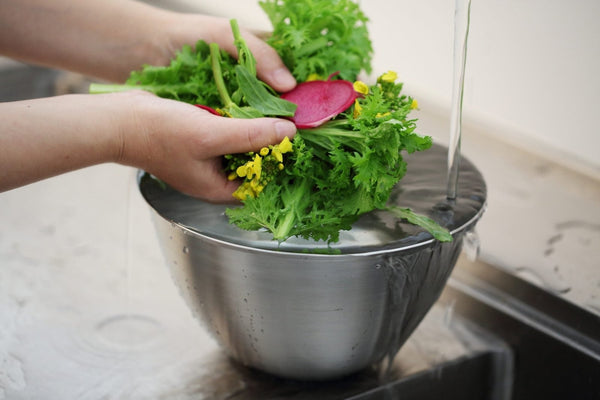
[1,61,598,400]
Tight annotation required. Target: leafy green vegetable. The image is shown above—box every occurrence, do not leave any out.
[235,66,296,116]
[225,75,450,243]
[259,0,372,81]
[89,1,452,244]
[90,41,234,106]
[90,20,295,119]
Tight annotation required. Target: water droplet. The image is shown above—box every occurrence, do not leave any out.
[95,314,162,348]
[514,266,571,294]
[443,299,455,327]
[182,246,189,254]
[463,229,480,261]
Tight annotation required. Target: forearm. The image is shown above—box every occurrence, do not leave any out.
[0,93,128,192]
[0,0,176,82]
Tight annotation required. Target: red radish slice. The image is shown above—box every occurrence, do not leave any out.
[281,73,358,129]
[195,104,221,116]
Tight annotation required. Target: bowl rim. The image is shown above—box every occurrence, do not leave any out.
[154,200,486,259]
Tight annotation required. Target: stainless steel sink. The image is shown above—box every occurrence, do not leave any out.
[2,62,598,400]
[444,256,600,400]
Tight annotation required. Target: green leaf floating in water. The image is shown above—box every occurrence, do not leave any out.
[386,206,453,242]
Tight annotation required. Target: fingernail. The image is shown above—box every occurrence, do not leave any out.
[275,120,297,139]
[273,68,296,92]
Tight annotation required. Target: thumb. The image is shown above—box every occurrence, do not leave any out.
[204,117,297,155]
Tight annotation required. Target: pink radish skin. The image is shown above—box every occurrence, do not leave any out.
[281,73,358,129]
[195,104,221,116]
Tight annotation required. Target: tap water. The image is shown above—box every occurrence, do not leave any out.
[447,0,473,200]
[463,229,481,261]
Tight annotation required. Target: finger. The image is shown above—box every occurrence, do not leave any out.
[191,162,242,203]
[242,34,297,93]
[201,116,297,156]
[214,23,296,93]
[163,157,241,203]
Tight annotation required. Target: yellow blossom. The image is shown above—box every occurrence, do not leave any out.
[353,99,362,118]
[410,99,419,109]
[227,171,238,181]
[252,154,262,181]
[380,70,398,83]
[272,148,283,163]
[235,154,262,180]
[232,183,252,200]
[353,81,369,95]
[306,73,322,81]
[279,136,293,153]
[376,112,391,118]
[272,136,293,163]
[259,147,269,156]
[236,164,248,178]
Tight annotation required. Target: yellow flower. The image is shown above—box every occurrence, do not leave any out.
[306,73,323,81]
[232,183,252,200]
[235,154,262,180]
[376,112,391,118]
[227,171,238,181]
[278,136,293,153]
[353,99,362,118]
[236,164,248,178]
[230,136,292,201]
[272,149,283,163]
[353,80,369,95]
[380,70,398,83]
[410,99,419,109]
[252,154,262,181]
[272,136,293,163]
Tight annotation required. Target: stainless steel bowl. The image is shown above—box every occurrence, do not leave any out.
[139,144,486,380]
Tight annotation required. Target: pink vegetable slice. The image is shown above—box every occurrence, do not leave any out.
[281,73,358,129]
[195,104,221,116]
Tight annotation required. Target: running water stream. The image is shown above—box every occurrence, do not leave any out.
[447,0,472,200]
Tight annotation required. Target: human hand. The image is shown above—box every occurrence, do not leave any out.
[157,13,296,93]
[116,91,297,202]
[0,91,296,199]
[0,1,296,93]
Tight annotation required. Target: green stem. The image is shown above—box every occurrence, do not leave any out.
[89,83,140,94]
[230,19,256,76]
[299,127,363,140]
[295,36,329,58]
[210,43,233,108]
[273,209,296,241]
[272,178,310,240]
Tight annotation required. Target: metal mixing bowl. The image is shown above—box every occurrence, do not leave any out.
[139,144,486,380]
